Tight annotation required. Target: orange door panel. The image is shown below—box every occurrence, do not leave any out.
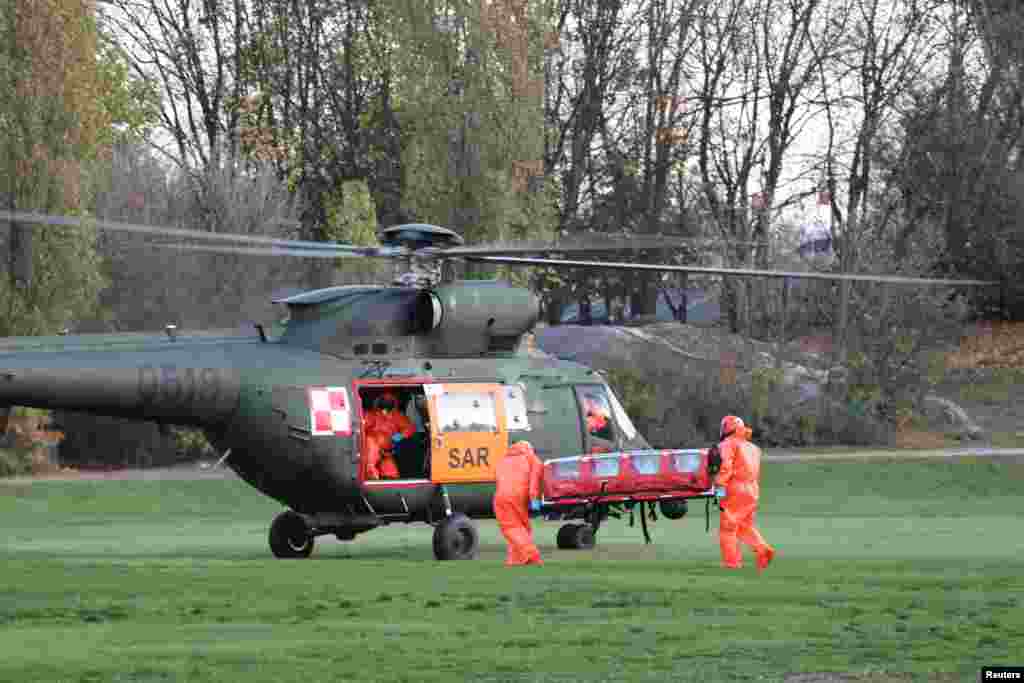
[426,383,507,484]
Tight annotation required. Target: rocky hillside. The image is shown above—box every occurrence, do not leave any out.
[534,322,1006,449]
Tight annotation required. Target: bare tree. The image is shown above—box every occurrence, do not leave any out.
[629,0,702,318]
[87,142,306,332]
[811,0,940,272]
[540,0,638,322]
[104,0,381,288]
[102,0,247,182]
[870,0,1024,317]
[691,0,828,333]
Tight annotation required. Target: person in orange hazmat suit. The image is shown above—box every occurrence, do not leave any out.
[714,415,776,572]
[583,396,610,435]
[493,440,545,566]
[364,391,416,480]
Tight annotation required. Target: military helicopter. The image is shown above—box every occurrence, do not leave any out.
[0,211,998,560]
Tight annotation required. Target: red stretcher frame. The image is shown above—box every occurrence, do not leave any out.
[539,448,722,544]
[540,448,715,508]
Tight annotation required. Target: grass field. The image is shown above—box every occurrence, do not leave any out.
[1,459,1022,682]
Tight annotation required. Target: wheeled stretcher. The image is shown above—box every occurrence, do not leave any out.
[540,448,719,548]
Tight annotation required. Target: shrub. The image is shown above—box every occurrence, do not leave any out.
[599,344,891,449]
[171,427,216,461]
[604,367,657,423]
[750,367,785,425]
[56,413,214,468]
[0,446,33,477]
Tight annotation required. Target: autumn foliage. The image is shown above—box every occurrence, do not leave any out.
[947,321,1024,370]
[8,0,110,207]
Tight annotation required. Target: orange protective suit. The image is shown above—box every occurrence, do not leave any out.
[364,394,416,480]
[493,441,544,566]
[715,417,775,572]
[584,398,609,434]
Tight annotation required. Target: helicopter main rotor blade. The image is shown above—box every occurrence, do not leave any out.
[465,255,1000,287]
[155,242,381,259]
[448,245,691,257]
[445,237,769,258]
[0,211,375,255]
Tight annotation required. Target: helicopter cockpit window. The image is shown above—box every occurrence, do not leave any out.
[578,389,614,442]
[503,384,531,432]
[437,392,497,433]
[605,385,638,440]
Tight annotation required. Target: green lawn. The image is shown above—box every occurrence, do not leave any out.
[1,459,1021,682]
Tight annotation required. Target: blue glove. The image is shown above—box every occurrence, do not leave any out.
[529,499,542,514]
[714,486,726,500]
[391,433,403,445]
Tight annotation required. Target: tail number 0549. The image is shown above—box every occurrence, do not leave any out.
[138,364,220,407]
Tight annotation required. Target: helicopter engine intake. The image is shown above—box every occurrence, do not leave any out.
[413,281,540,355]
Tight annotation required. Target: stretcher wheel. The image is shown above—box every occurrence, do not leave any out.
[659,500,689,520]
[557,523,580,549]
[269,510,314,559]
[433,513,479,560]
[574,524,596,550]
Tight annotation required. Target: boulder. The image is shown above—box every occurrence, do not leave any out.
[922,394,984,441]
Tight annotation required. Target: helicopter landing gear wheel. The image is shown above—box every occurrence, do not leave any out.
[574,524,596,549]
[659,499,689,520]
[557,523,596,550]
[269,510,314,559]
[557,523,580,549]
[432,513,479,560]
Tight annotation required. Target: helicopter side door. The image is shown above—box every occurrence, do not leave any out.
[425,383,508,484]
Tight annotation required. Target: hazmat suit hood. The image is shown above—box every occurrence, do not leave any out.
[506,441,535,458]
[375,391,399,411]
[720,415,745,439]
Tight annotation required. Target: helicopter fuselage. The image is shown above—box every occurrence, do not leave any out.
[214,352,647,525]
[0,281,650,555]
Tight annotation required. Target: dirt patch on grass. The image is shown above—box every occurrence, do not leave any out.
[890,429,956,450]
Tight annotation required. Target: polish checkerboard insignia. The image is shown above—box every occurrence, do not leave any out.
[309,387,351,436]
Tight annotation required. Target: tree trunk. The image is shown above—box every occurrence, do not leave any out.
[723,278,741,334]
[602,281,613,325]
[545,289,567,325]
[678,273,688,323]
[369,78,404,231]
[579,296,593,325]
[8,215,32,289]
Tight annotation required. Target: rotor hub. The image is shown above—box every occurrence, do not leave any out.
[393,256,442,288]
[378,224,465,288]
[378,224,464,251]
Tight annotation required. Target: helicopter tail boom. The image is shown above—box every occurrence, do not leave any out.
[0,338,244,427]
[0,364,241,427]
